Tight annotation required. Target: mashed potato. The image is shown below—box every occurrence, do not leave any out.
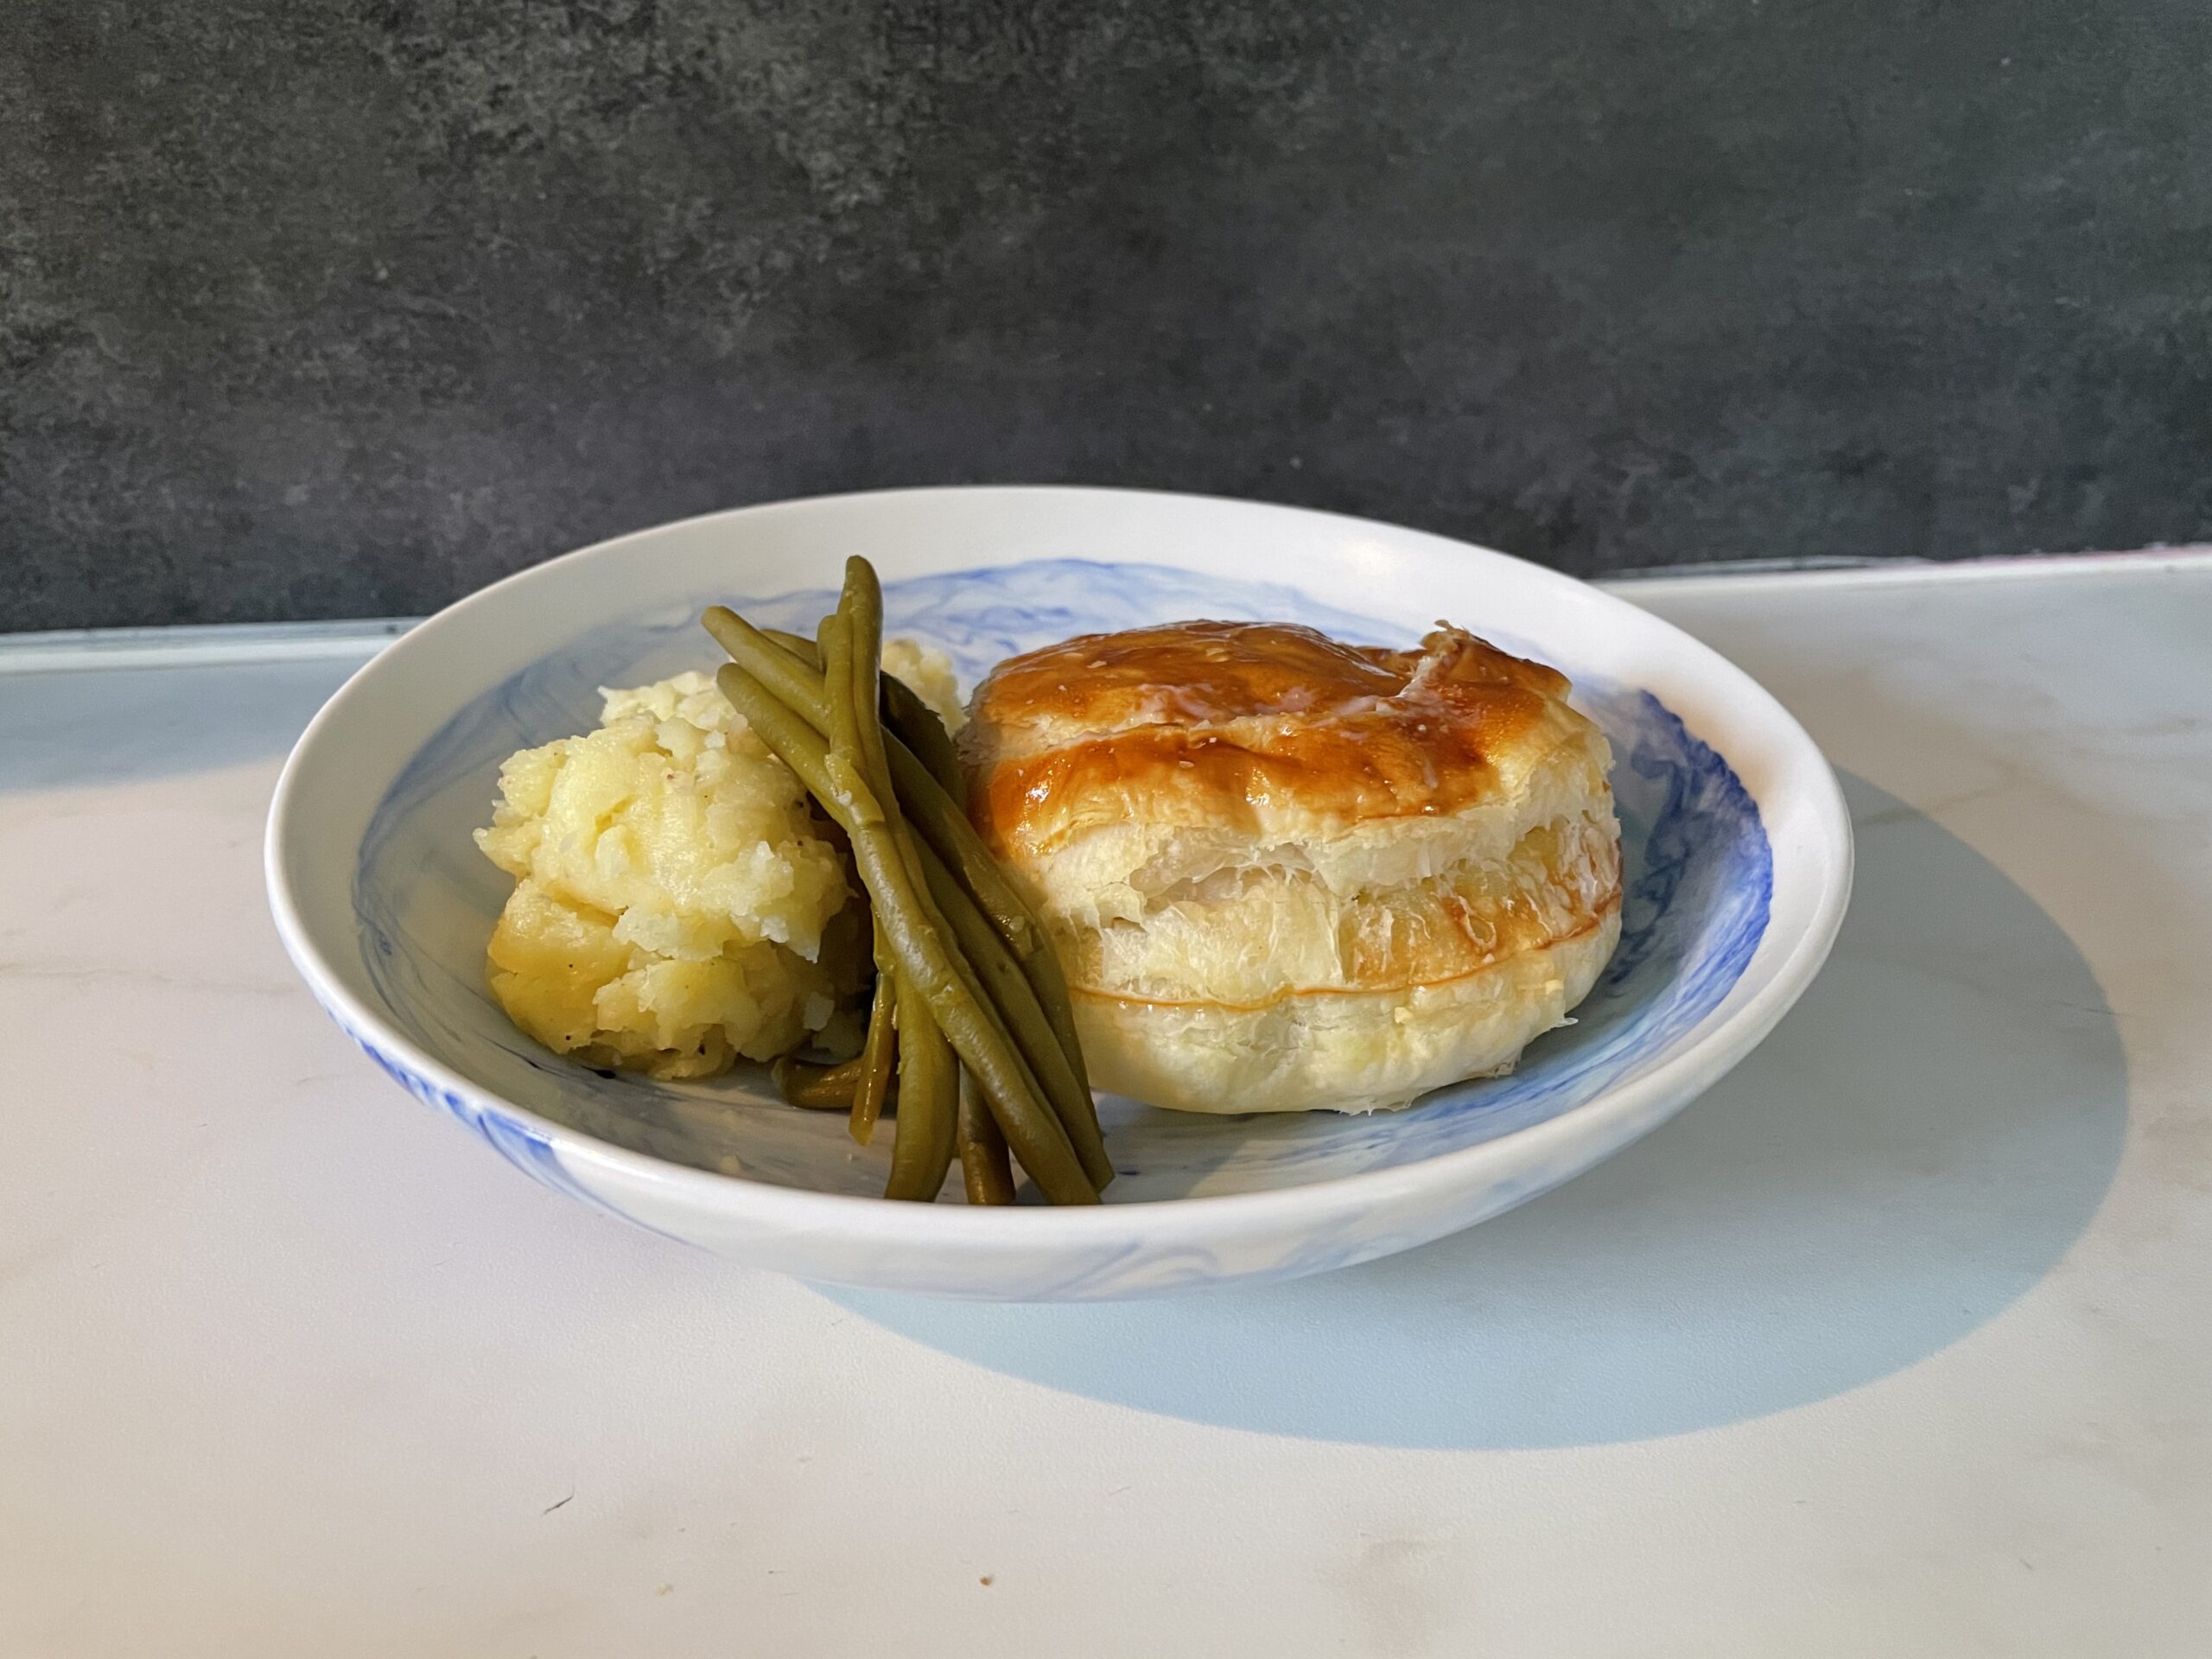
[474,649,963,1079]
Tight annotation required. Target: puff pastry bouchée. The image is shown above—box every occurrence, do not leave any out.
[961,620,1624,1114]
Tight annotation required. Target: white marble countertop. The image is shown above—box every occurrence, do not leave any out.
[3,555,2209,1656]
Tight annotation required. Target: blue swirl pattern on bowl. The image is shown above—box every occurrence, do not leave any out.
[350,559,1771,1224]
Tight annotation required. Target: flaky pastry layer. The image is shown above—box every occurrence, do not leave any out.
[963,620,1625,1112]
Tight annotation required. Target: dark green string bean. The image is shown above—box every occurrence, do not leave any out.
[957,1071,1016,1205]
[883,974,958,1200]
[919,838,1113,1189]
[824,601,1100,1196]
[713,660,1096,1204]
[761,622,965,802]
[709,603,1093,1125]
[772,1054,864,1111]
[848,965,898,1146]
[705,571,1110,1201]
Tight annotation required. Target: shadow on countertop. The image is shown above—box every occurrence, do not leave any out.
[826,773,2127,1447]
[47,645,2124,1448]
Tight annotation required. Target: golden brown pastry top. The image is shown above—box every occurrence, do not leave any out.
[963,620,1595,858]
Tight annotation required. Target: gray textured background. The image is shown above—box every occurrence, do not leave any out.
[3,1,2208,632]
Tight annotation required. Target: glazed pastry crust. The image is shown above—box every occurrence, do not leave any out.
[963,621,1624,1114]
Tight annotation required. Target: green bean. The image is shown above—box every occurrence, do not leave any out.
[920,837,1114,1191]
[705,601,903,1141]
[827,606,1099,1196]
[877,745,1104,1177]
[873,729,1108,1183]
[882,742,1030,950]
[711,602,1107,1186]
[889,741,1096,1139]
[836,557,898,827]
[703,622,1039,969]
[709,582,1109,1194]
[761,626,819,664]
[823,607,998,1060]
[883,677,963,798]
[957,1070,1015,1205]
[1009,919,1092,1112]
[884,974,957,1200]
[848,961,898,1146]
[702,607,826,721]
[821,607,929,924]
[764,623,964,801]
[714,612,1039,963]
[715,661,1095,1204]
[887,743,1040,975]
[772,1054,864,1111]
[881,741,1101,1177]
[824,577,961,1202]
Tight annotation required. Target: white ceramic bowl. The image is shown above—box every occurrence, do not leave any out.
[266,486,1851,1299]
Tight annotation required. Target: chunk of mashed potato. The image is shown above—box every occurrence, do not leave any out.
[474,651,963,1079]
